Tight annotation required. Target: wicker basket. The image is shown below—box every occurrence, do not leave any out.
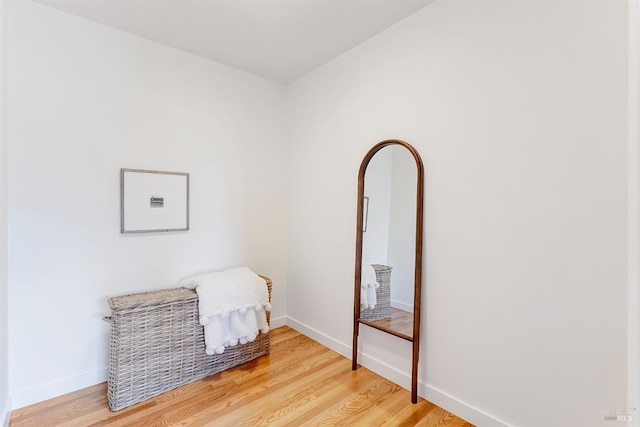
[360,264,392,322]
[104,277,272,411]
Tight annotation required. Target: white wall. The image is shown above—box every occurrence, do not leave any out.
[287,1,628,426]
[387,146,417,311]
[7,1,287,408]
[0,0,9,424]
[628,1,640,421]
[362,147,392,264]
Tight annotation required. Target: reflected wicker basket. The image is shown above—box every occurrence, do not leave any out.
[104,277,272,411]
[360,264,392,322]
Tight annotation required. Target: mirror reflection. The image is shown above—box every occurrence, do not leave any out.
[360,145,416,338]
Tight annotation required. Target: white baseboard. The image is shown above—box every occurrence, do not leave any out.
[285,315,509,427]
[269,315,287,330]
[10,368,107,411]
[1,394,10,427]
[422,384,512,427]
[285,316,352,359]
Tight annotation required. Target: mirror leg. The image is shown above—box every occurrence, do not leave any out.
[352,322,359,370]
[411,339,418,403]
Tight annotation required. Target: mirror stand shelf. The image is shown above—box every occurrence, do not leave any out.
[351,139,424,404]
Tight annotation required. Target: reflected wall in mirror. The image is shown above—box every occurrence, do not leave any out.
[352,139,424,404]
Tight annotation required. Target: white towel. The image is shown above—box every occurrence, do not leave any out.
[360,263,379,309]
[179,267,270,355]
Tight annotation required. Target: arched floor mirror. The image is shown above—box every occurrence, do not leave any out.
[352,139,424,403]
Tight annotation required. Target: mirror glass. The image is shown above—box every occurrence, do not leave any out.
[360,145,416,338]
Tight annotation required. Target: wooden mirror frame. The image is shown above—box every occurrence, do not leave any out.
[351,139,424,403]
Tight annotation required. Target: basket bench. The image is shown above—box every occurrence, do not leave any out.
[104,276,272,411]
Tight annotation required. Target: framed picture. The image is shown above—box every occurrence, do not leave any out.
[120,168,189,234]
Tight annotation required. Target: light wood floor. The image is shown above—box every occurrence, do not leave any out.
[367,307,414,337]
[10,326,474,426]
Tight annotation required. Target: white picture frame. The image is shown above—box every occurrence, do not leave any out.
[120,168,190,233]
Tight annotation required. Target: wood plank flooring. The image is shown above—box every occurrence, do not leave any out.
[10,326,474,427]
[366,307,414,337]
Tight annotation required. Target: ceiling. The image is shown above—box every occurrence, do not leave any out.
[33,0,435,84]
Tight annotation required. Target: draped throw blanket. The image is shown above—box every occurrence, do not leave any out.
[361,262,379,309]
[179,267,271,355]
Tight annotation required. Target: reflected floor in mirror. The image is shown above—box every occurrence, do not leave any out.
[366,307,414,337]
[9,326,474,427]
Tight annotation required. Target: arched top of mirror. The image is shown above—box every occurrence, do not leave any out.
[358,140,424,185]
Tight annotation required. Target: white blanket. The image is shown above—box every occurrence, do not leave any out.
[361,263,379,309]
[179,267,271,355]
